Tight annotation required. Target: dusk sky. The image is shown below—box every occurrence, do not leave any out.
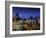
[12,7,40,18]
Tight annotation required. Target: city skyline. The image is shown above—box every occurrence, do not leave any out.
[12,7,40,18]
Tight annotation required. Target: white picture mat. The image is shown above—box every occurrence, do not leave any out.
[10,4,43,34]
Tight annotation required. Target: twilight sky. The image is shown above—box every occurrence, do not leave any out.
[12,7,40,18]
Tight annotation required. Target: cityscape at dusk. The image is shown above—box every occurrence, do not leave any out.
[12,7,40,31]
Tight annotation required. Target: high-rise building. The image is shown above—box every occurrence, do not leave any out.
[16,12,19,18]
